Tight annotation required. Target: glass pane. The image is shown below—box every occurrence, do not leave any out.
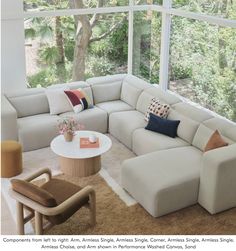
[172,0,236,19]
[24,0,129,11]
[25,12,128,87]
[134,0,162,5]
[133,11,162,83]
[169,16,236,122]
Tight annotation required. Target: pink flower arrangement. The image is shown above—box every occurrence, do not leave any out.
[57,117,84,135]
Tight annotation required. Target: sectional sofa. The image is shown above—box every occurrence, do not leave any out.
[1,74,236,217]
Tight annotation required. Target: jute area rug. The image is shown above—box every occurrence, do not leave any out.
[39,173,236,235]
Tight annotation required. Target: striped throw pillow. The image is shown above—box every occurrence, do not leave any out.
[64,89,93,113]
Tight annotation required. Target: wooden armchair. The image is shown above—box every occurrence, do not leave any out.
[9,168,96,235]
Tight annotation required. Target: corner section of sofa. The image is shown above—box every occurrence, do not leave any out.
[87,74,134,115]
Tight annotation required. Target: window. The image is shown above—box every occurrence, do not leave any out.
[133,10,161,83]
[20,0,236,122]
[169,16,236,122]
[172,0,236,19]
[134,0,162,5]
[25,12,128,87]
[24,0,129,11]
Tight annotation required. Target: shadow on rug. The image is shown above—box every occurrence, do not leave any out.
[33,173,236,235]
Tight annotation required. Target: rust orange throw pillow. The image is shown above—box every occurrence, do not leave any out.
[204,130,228,152]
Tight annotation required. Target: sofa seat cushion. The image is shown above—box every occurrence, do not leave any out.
[109,110,147,149]
[132,128,189,155]
[60,107,107,134]
[96,100,133,114]
[121,146,202,217]
[18,114,60,152]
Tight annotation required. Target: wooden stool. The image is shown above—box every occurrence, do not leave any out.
[1,141,22,178]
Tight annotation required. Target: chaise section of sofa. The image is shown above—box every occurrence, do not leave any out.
[122,146,203,217]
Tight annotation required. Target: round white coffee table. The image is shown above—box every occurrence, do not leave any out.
[51,131,112,177]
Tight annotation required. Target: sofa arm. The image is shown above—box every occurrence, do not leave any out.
[1,95,18,141]
[198,144,236,214]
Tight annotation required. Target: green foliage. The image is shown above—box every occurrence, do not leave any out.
[39,46,59,64]
[169,4,236,121]
[27,68,58,88]
[64,39,75,62]
[25,28,36,39]
[25,0,236,121]
[107,21,128,63]
[85,56,117,79]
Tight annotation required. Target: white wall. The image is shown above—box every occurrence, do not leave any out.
[1,0,27,93]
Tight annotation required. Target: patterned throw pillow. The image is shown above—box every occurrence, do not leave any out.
[64,89,93,113]
[145,98,170,121]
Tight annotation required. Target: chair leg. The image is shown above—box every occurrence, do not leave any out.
[89,191,96,226]
[16,202,24,235]
[35,211,43,235]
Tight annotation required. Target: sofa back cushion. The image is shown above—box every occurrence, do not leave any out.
[172,102,213,122]
[45,87,72,115]
[121,75,151,108]
[92,83,122,104]
[168,109,199,144]
[87,74,126,104]
[7,89,49,118]
[136,86,182,114]
[192,124,234,151]
[203,117,236,142]
[48,81,94,106]
[6,82,93,118]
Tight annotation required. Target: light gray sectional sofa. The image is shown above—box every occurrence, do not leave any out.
[1,74,236,217]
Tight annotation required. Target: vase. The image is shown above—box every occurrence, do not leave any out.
[64,132,73,142]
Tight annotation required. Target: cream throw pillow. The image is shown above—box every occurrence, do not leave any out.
[45,87,72,115]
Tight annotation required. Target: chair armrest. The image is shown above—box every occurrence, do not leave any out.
[198,144,236,214]
[25,168,52,182]
[9,185,95,216]
[1,95,18,141]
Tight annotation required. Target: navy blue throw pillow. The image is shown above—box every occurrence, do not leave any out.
[145,113,180,138]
